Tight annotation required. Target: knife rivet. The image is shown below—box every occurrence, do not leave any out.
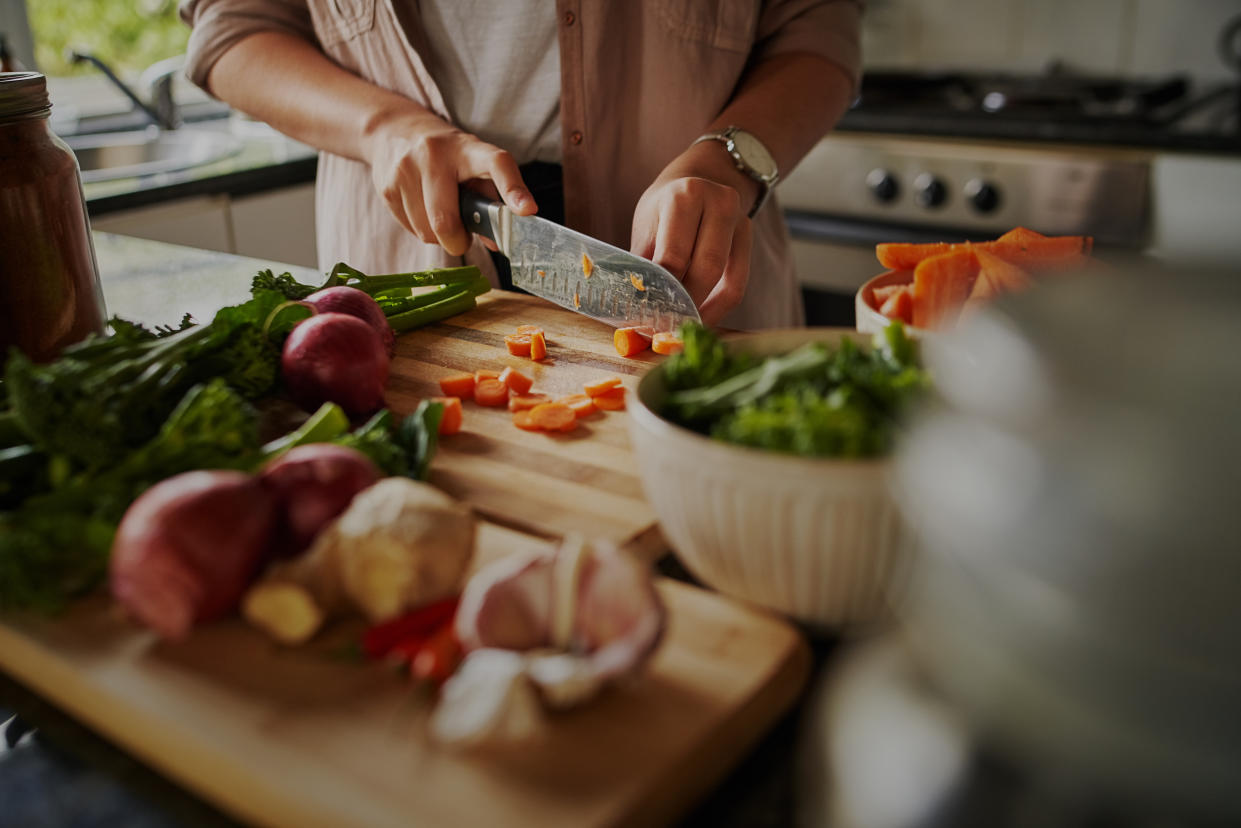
[472,210,481,224]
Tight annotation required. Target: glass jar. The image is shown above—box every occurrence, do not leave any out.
[0,71,106,363]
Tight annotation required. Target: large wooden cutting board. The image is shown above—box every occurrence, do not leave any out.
[386,291,667,550]
[0,523,810,828]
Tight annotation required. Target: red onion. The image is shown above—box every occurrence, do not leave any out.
[110,470,278,639]
[281,312,389,416]
[304,286,394,356]
[259,443,382,558]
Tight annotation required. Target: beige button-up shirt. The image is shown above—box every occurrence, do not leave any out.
[180,0,861,329]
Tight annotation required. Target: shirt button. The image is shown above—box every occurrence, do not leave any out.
[563,10,576,26]
[570,130,583,145]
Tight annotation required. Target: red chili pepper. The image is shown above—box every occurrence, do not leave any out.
[410,623,464,686]
[361,595,460,659]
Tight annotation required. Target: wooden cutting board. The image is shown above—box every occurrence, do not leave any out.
[387,291,667,551]
[0,522,810,828]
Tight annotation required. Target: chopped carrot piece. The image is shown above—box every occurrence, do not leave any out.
[515,325,544,337]
[556,394,597,418]
[614,326,652,357]
[529,331,548,361]
[583,376,622,398]
[474,368,500,382]
[573,292,581,309]
[878,287,914,324]
[508,393,550,412]
[876,241,962,271]
[592,387,626,411]
[974,249,1033,293]
[536,270,547,278]
[512,409,542,431]
[474,378,509,407]
[432,396,463,435]
[437,372,476,400]
[530,402,578,432]
[911,249,979,329]
[877,231,1092,271]
[582,253,594,278]
[871,285,904,305]
[504,334,532,357]
[651,332,683,355]
[499,366,534,395]
[629,272,646,291]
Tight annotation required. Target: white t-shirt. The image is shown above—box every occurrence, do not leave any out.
[417,0,562,165]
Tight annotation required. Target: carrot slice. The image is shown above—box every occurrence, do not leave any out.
[629,272,646,291]
[432,396,463,435]
[530,402,578,432]
[871,285,903,305]
[512,409,541,431]
[911,249,979,329]
[474,368,500,382]
[529,331,548,362]
[555,393,597,418]
[474,378,509,407]
[508,393,551,412]
[515,325,544,337]
[974,249,1033,294]
[584,377,622,397]
[877,231,1092,272]
[878,286,914,324]
[498,366,534,395]
[592,387,626,411]
[581,253,594,278]
[876,241,962,271]
[504,334,532,356]
[437,372,476,400]
[614,326,652,357]
[651,332,683,355]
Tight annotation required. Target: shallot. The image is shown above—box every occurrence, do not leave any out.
[303,286,395,356]
[281,312,389,416]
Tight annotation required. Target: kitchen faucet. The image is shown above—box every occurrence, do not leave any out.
[68,50,181,130]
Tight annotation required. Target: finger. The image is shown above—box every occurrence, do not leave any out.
[422,161,471,256]
[698,218,752,326]
[629,197,658,260]
[651,189,703,282]
[470,144,535,216]
[681,193,742,307]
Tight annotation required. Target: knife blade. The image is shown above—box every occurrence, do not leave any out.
[460,190,701,331]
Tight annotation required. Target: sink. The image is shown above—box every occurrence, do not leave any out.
[65,128,244,183]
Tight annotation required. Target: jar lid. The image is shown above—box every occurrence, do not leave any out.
[0,72,51,122]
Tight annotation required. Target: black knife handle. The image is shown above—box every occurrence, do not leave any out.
[460,189,498,243]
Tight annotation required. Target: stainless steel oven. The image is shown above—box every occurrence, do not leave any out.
[780,69,1241,327]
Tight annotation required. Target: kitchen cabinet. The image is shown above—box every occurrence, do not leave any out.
[89,184,318,268]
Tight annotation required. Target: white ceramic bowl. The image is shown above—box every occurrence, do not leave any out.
[628,328,916,630]
[855,269,933,338]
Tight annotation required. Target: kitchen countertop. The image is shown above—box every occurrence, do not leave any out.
[0,233,842,828]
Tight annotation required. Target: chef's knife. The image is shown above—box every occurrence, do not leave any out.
[460,190,701,331]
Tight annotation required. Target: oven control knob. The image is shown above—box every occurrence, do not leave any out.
[965,178,1002,214]
[866,168,900,203]
[914,173,947,209]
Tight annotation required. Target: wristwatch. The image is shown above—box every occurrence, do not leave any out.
[692,126,779,218]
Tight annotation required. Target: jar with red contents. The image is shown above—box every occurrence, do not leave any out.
[0,71,106,363]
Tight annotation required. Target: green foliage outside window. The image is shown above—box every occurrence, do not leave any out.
[29,0,189,77]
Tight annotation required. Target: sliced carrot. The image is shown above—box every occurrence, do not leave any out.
[504,334,532,357]
[474,378,509,407]
[529,330,548,361]
[651,332,683,355]
[498,366,534,395]
[877,231,1092,272]
[878,286,914,324]
[474,368,500,382]
[614,326,652,357]
[530,402,578,432]
[876,241,962,271]
[974,249,1033,293]
[573,292,581,310]
[583,376,622,397]
[556,393,597,418]
[508,393,551,412]
[581,253,594,278]
[512,409,541,431]
[629,272,646,291]
[432,396,463,435]
[911,249,979,329]
[515,325,544,337]
[592,386,626,411]
[871,284,904,305]
[437,372,476,400]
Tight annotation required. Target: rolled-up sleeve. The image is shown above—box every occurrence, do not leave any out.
[179,0,317,92]
[754,0,862,94]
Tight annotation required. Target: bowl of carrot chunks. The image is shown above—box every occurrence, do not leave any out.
[856,227,1094,336]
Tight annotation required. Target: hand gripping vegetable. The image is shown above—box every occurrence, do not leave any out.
[110,470,279,639]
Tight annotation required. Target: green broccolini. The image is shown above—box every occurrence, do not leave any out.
[660,322,929,459]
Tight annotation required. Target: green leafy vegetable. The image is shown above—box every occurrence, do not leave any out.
[660,322,929,459]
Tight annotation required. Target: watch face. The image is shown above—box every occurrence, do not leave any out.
[730,130,777,180]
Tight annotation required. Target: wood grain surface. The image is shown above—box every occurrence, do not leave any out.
[0,523,810,828]
[386,291,667,550]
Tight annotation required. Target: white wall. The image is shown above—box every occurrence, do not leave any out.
[862,0,1241,84]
